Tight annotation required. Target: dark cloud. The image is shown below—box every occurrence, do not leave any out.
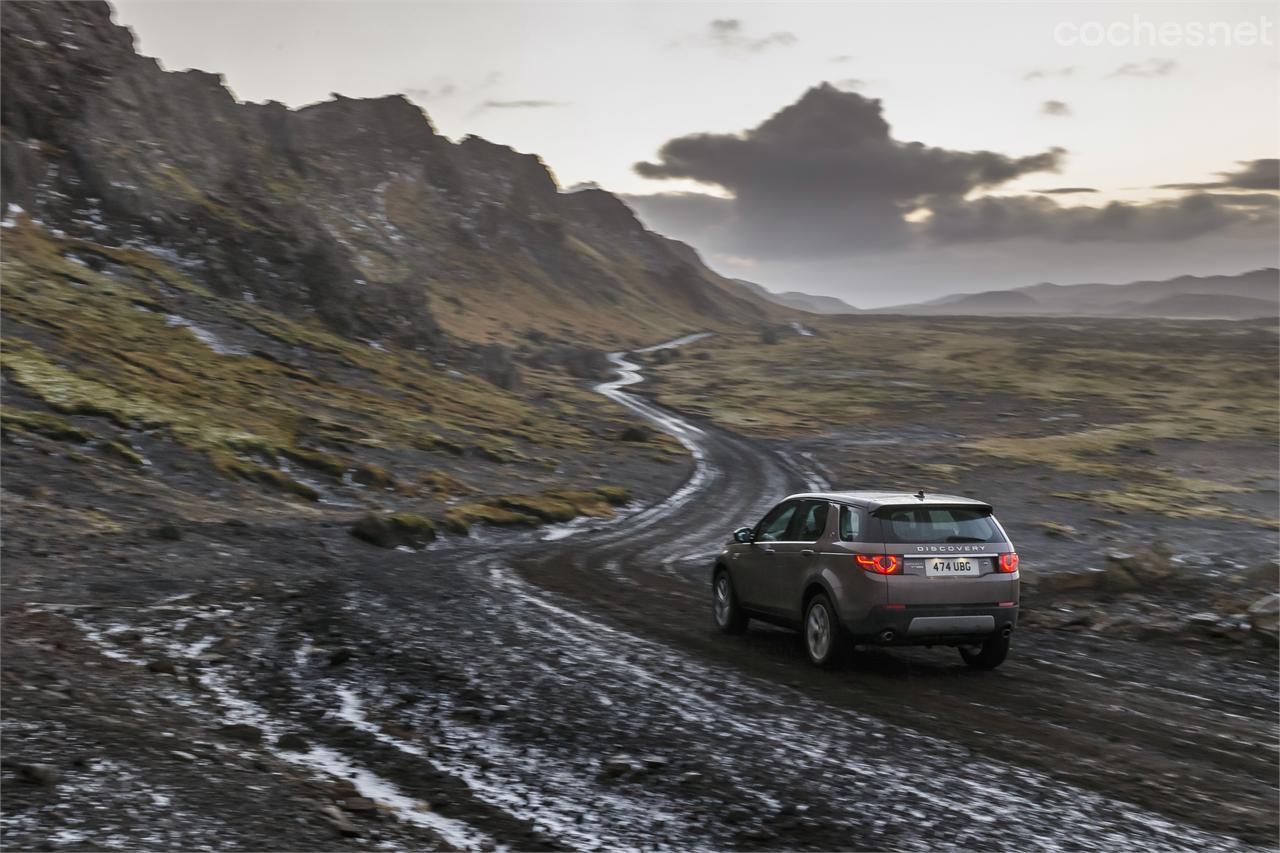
[631,83,1062,257]
[1023,66,1075,81]
[1156,158,1280,191]
[923,192,1272,244]
[1040,100,1071,117]
[479,99,564,109]
[1108,58,1178,78]
[626,85,1275,263]
[679,18,798,53]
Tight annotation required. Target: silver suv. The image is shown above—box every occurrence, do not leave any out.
[712,491,1019,668]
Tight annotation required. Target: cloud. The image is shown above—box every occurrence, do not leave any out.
[1108,58,1178,78]
[830,54,853,63]
[1040,99,1072,117]
[1023,66,1075,81]
[625,85,1275,263]
[1155,158,1280,191]
[676,18,798,54]
[631,83,1062,258]
[834,78,866,91]
[479,99,564,109]
[922,192,1271,244]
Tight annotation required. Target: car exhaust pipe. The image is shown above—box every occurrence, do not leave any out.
[1000,626,1013,639]
[877,629,896,644]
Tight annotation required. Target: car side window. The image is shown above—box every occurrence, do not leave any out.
[756,501,798,541]
[791,501,829,542]
[839,505,862,541]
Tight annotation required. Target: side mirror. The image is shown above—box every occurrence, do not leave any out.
[733,527,754,544]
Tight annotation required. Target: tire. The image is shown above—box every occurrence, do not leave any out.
[712,569,747,634]
[959,633,1011,670]
[803,593,845,668]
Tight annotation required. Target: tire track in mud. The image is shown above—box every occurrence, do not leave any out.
[58,335,1271,850]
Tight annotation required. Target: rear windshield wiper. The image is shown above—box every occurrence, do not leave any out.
[945,536,987,543]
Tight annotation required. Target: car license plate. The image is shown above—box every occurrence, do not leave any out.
[925,557,982,577]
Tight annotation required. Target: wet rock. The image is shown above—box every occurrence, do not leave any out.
[725,805,751,824]
[169,750,198,762]
[677,771,704,785]
[1247,593,1279,639]
[152,521,183,541]
[218,723,264,744]
[600,754,639,779]
[1036,521,1079,539]
[1105,547,1173,583]
[1211,614,1252,642]
[146,657,177,675]
[1100,564,1141,594]
[1185,612,1220,629]
[319,804,360,836]
[276,733,309,752]
[342,797,378,813]
[617,425,653,443]
[640,754,669,771]
[327,648,353,667]
[13,762,60,786]
[1028,567,1106,595]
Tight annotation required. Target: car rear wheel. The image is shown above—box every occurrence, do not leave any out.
[959,633,1011,670]
[712,570,747,634]
[803,593,845,667]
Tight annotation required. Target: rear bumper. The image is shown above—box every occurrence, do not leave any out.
[843,603,1018,646]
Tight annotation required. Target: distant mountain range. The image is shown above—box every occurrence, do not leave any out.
[741,268,1279,320]
[734,280,859,314]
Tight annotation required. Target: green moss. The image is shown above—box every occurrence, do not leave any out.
[350,512,436,548]
[594,485,631,506]
[280,447,349,477]
[1,408,94,443]
[440,503,539,535]
[352,461,395,488]
[214,453,319,501]
[492,494,578,523]
[101,440,146,467]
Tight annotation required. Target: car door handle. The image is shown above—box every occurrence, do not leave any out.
[761,546,776,554]
[800,549,816,557]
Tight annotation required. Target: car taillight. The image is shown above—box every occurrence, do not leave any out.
[856,554,902,575]
[997,552,1019,573]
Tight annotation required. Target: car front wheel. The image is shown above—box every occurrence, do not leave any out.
[712,570,747,634]
[959,633,1011,670]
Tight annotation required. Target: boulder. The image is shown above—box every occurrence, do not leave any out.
[1247,593,1279,639]
[1105,547,1173,583]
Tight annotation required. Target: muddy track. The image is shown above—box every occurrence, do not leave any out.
[18,336,1276,851]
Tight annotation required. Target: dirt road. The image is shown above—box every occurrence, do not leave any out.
[2,338,1275,850]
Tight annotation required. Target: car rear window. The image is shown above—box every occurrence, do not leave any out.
[874,507,1006,544]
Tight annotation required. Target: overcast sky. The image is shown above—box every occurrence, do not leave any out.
[114,0,1278,307]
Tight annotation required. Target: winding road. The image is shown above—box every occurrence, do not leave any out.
[52,335,1276,850]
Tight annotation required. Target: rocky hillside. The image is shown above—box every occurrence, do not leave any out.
[0,0,776,544]
[1,0,771,348]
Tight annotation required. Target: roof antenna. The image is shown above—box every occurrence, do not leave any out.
[915,489,926,500]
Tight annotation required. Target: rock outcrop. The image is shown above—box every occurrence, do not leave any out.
[1,1,771,349]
